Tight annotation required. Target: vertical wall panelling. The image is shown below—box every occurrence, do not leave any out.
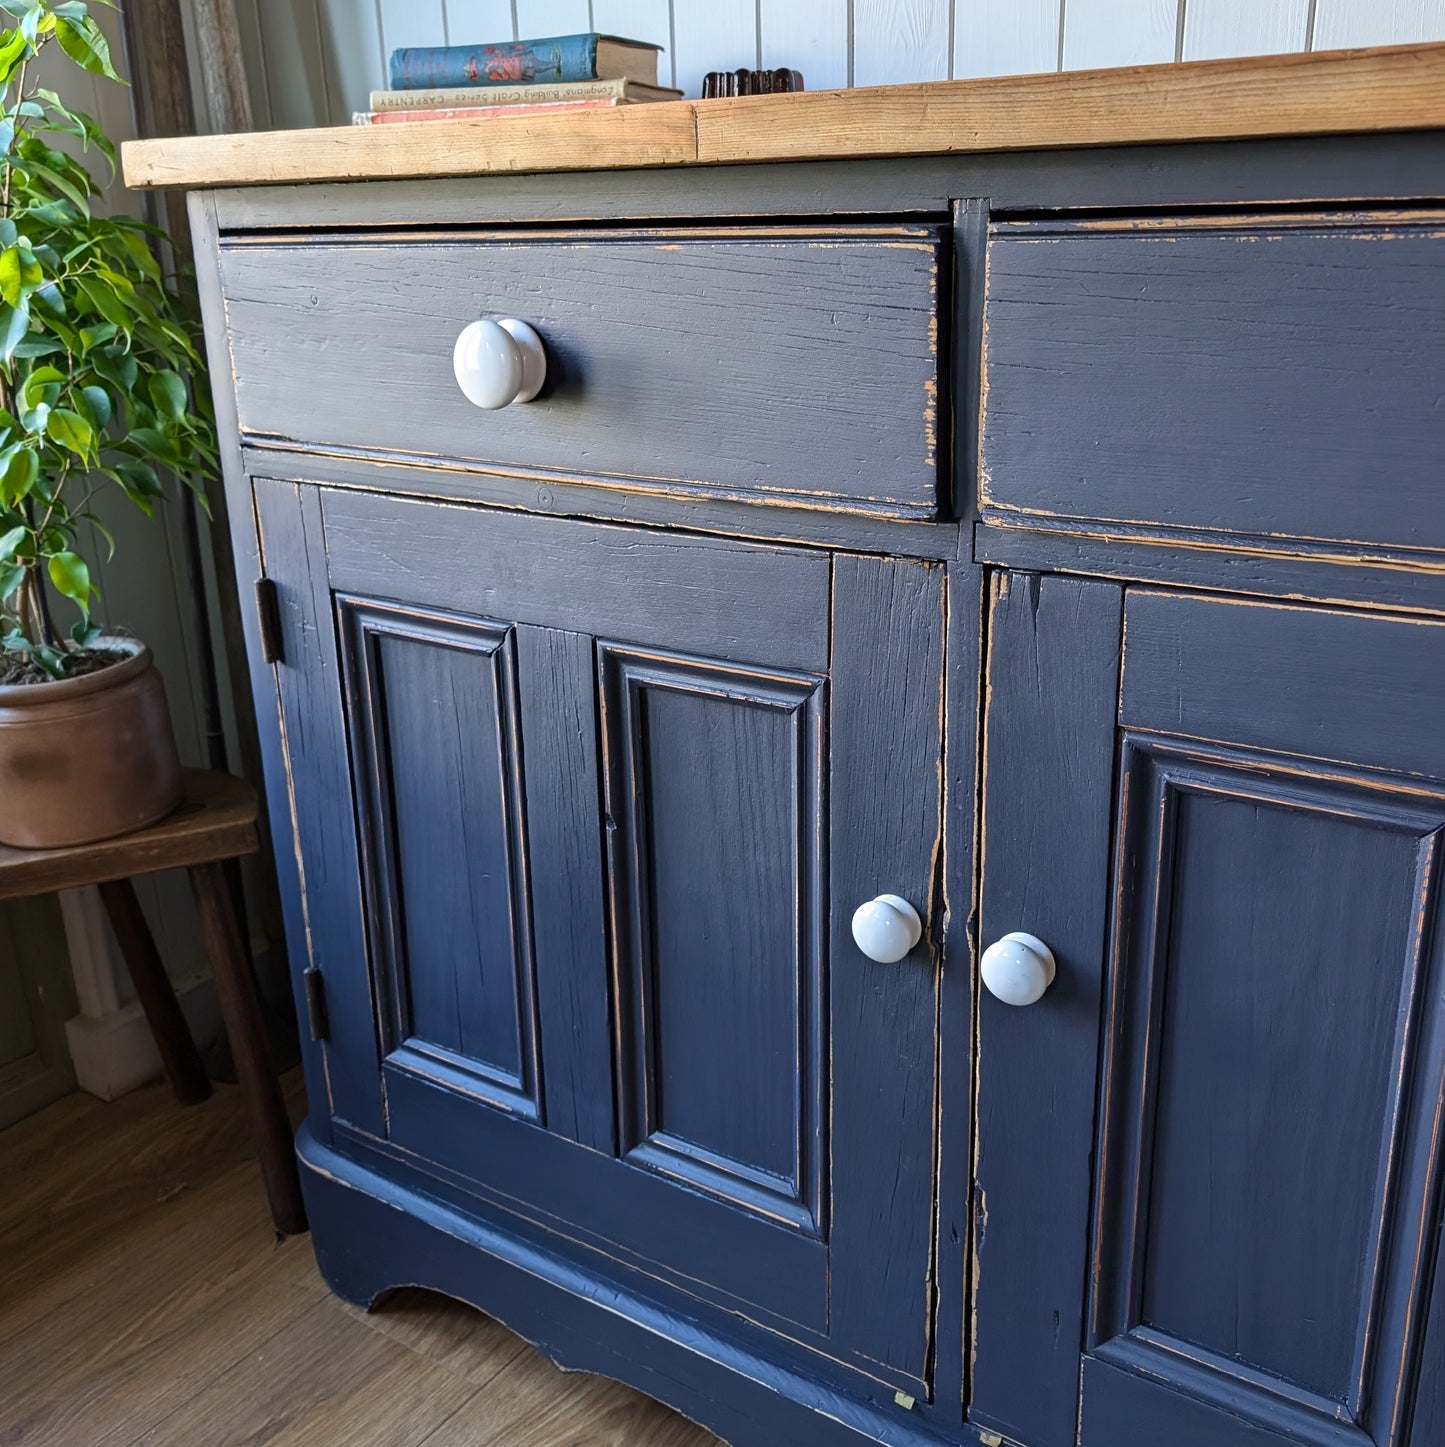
[1062,0,1177,69]
[378,0,449,69]
[444,0,519,46]
[315,0,385,122]
[1313,0,1445,48]
[953,0,1063,78]
[593,0,673,85]
[760,0,849,90]
[514,0,593,38]
[1182,0,1310,58]
[670,0,758,100]
[853,0,953,86]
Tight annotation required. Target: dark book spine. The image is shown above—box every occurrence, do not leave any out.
[389,34,601,90]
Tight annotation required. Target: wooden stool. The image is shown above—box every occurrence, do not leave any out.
[0,769,306,1236]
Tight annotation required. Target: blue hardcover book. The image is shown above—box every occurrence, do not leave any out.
[389,34,661,91]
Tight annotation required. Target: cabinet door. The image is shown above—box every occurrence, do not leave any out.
[253,478,945,1392]
[973,577,1445,1447]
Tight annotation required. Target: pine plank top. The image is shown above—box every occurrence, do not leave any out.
[0,768,258,898]
[121,41,1445,191]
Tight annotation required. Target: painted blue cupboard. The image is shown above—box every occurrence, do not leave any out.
[156,67,1445,1447]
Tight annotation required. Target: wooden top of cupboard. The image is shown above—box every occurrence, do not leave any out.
[121,41,1445,191]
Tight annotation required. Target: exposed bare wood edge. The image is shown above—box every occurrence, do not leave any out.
[122,43,1445,191]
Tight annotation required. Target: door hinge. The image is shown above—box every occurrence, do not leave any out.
[303,966,329,1042]
[254,577,284,664]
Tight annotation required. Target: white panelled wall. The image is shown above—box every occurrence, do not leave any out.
[220,0,1445,130]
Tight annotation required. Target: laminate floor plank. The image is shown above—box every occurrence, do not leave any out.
[1,1073,724,1447]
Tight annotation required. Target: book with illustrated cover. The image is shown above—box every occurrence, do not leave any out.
[388,34,661,91]
[368,78,680,111]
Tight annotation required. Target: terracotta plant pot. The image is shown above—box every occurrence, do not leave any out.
[0,637,184,849]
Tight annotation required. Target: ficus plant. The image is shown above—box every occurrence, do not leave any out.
[0,0,215,682]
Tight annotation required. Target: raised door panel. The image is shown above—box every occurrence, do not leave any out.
[975,578,1445,1447]
[338,599,542,1123]
[601,644,827,1233]
[1087,739,1445,1447]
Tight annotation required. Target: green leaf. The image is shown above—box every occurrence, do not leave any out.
[45,407,92,453]
[0,244,42,307]
[47,550,90,605]
[0,27,28,89]
[77,383,110,430]
[0,562,22,602]
[30,644,64,679]
[10,336,60,359]
[0,523,25,561]
[148,369,187,422]
[20,400,48,434]
[0,445,37,507]
[0,299,30,363]
[69,617,101,647]
[0,1,42,16]
[90,347,136,391]
[55,15,119,79]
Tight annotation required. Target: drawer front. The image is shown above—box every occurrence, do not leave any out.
[980,213,1445,553]
[220,227,944,519]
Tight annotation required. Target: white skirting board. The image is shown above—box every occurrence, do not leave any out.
[64,971,221,1102]
[57,885,223,1102]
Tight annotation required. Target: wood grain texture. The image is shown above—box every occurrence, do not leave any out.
[1062,0,1177,68]
[218,228,942,519]
[123,43,1445,186]
[760,0,849,90]
[253,477,385,1140]
[981,215,1445,554]
[972,572,1123,1447]
[954,0,1062,78]
[0,770,257,901]
[853,0,952,85]
[827,553,945,1385]
[0,1075,718,1447]
[1182,0,1311,59]
[320,489,832,672]
[515,624,615,1153]
[1120,590,1445,780]
[1313,0,1445,49]
[1085,742,1445,1447]
[190,859,308,1235]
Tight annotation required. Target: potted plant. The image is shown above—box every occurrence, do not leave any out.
[0,0,216,849]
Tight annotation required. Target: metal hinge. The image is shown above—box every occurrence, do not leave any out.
[303,966,329,1042]
[254,577,283,664]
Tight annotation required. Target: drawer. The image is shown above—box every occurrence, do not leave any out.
[219,225,944,519]
[980,212,1445,554]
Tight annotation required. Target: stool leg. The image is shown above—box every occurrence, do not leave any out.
[97,878,212,1106]
[188,860,308,1236]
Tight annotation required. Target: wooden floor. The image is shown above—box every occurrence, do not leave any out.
[0,1072,723,1446]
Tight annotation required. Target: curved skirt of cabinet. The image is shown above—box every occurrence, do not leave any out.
[297,1126,960,1447]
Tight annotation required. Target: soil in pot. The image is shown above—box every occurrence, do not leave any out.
[0,637,185,849]
[0,646,130,686]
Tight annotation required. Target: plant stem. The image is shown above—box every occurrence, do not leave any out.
[21,495,57,649]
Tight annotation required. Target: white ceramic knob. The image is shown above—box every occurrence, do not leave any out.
[980,931,1056,1006]
[452,317,547,409]
[851,894,923,964]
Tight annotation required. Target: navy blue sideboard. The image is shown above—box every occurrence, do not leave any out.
[141,63,1445,1447]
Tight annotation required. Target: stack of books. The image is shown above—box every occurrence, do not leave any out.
[354,33,682,125]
